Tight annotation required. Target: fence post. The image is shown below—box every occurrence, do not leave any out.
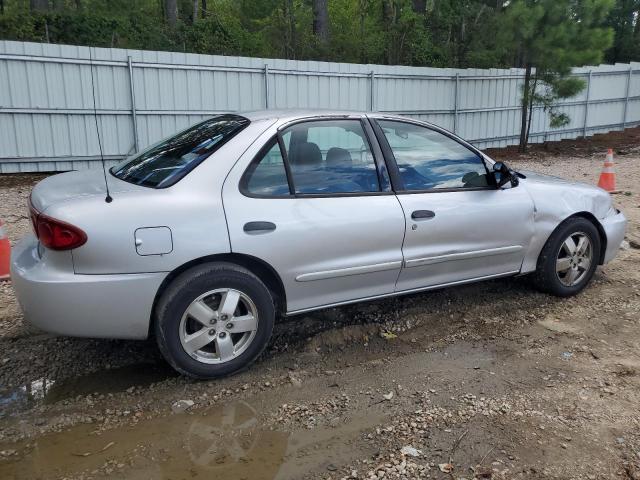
[453,73,459,134]
[127,56,140,153]
[622,65,633,129]
[369,71,375,111]
[582,70,592,138]
[264,64,270,109]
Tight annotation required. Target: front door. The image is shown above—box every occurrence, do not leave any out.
[223,117,406,313]
[372,118,535,292]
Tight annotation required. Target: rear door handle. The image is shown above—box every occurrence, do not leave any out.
[411,210,436,220]
[243,221,276,233]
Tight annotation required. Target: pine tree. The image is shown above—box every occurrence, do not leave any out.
[605,0,640,63]
[500,0,614,152]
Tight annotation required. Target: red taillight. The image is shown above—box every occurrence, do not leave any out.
[36,215,87,250]
[29,198,87,251]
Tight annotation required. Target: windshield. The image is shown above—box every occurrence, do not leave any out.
[111,114,250,188]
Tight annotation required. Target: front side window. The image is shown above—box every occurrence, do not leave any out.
[282,120,380,194]
[111,114,250,188]
[377,120,490,191]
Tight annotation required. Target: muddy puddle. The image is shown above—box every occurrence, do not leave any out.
[0,363,176,417]
[0,398,378,479]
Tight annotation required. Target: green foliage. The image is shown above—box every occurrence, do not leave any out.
[533,75,586,128]
[604,0,640,63]
[0,0,628,70]
[0,0,508,65]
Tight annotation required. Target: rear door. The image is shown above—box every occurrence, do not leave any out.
[371,118,535,292]
[222,116,406,313]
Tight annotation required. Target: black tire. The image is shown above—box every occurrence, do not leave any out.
[532,217,601,297]
[155,262,275,379]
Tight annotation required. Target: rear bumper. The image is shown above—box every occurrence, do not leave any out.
[10,235,167,340]
[601,209,627,264]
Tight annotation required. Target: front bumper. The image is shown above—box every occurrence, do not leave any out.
[601,209,627,264]
[10,235,167,340]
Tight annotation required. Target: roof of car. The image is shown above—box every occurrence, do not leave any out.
[239,109,407,123]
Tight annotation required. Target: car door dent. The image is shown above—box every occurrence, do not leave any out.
[404,245,523,268]
[518,172,613,273]
[295,260,403,282]
[394,188,535,291]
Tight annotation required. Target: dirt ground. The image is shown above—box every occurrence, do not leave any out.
[0,129,639,480]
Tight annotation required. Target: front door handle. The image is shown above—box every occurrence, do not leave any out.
[411,210,436,220]
[243,221,276,233]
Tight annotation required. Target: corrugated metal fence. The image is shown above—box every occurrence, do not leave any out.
[1,40,639,173]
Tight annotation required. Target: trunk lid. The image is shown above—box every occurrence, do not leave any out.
[30,169,145,212]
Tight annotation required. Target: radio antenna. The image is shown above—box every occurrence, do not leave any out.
[88,46,113,203]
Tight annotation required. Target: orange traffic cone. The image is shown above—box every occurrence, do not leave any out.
[0,219,9,281]
[597,149,617,192]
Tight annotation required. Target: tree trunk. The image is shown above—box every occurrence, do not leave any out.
[525,75,537,147]
[165,0,178,27]
[359,0,366,62]
[52,0,63,10]
[192,0,198,22]
[382,0,395,64]
[201,0,206,16]
[75,0,81,10]
[281,0,297,58]
[30,0,49,12]
[411,0,426,14]
[312,0,329,45]
[518,63,532,153]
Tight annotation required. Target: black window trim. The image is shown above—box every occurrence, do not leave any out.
[240,116,394,199]
[369,116,498,194]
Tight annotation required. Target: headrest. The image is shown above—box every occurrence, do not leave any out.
[326,147,352,166]
[293,142,322,166]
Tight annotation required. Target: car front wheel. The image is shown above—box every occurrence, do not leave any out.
[532,217,601,297]
[155,262,275,379]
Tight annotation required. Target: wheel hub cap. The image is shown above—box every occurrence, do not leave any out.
[179,288,259,365]
[555,232,593,287]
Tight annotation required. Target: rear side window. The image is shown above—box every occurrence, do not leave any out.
[282,120,380,194]
[111,114,249,188]
[377,120,490,191]
[242,140,291,196]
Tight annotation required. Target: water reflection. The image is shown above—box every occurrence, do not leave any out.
[0,363,176,416]
[0,400,290,480]
[0,378,56,415]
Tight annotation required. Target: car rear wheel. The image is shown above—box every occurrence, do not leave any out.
[532,217,601,297]
[155,262,275,379]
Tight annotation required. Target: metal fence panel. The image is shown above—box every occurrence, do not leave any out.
[0,40,638,173]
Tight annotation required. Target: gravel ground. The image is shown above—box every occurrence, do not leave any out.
[0,129,639,480]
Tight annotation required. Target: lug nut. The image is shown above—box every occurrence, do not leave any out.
[219,332,226,338]
[226,323,233,329]
[209,329,216,335]
[220,314,228,321]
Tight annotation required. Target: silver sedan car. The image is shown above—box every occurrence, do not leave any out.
[11,110,627,378]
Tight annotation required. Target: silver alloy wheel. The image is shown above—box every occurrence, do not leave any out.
[179,288,259,364]
[556,231,593,287]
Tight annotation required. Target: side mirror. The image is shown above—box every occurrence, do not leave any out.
[493,161,519,188]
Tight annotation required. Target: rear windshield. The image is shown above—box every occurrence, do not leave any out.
[110,114,250,188]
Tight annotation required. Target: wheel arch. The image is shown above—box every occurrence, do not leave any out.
[149,253,287,336]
